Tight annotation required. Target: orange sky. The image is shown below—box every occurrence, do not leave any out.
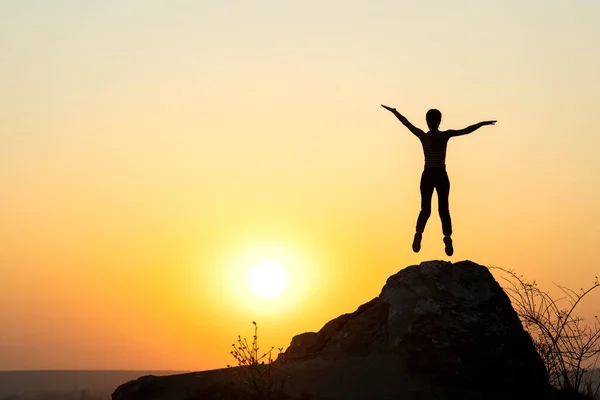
[1,1,600,371]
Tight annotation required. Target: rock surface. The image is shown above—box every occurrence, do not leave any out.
[113,260,556,400]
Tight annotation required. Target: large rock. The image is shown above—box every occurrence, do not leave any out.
[282,260,547,389]
[113,260,555,400]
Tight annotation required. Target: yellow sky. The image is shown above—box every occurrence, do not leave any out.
[1,0,600,370]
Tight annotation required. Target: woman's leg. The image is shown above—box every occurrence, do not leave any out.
[416,169,435,234]
[436,170,452,237]
[435,170,454,256]
[413,170,434,252]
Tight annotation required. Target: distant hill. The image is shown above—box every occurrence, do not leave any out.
[0,370,186,398]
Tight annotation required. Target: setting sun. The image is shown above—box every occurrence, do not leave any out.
[249,261,288,299]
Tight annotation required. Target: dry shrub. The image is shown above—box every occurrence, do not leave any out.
[492,267,600,398]
[228,322,288,400]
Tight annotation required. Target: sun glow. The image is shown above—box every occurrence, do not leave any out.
[202,241,318,315]
[249,261,288,299]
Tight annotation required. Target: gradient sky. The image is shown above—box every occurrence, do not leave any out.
[1,0,600,371]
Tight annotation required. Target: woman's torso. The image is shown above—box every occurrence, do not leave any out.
[420,131,450,168]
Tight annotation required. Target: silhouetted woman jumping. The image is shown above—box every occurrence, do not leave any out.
[381,105,496,256]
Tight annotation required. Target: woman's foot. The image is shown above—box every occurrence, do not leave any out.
[443,236,453,256]
[412,232,422,253]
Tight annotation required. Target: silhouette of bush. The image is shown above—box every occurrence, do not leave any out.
[227,321,288,400]
[493,267,600,398]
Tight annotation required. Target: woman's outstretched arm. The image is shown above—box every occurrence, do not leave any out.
[381,104,424,138]
[446,120,497,137]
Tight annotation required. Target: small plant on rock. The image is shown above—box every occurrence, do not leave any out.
[228,321,288,399]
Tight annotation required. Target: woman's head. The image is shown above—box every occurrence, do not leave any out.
[426,109,442,130]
